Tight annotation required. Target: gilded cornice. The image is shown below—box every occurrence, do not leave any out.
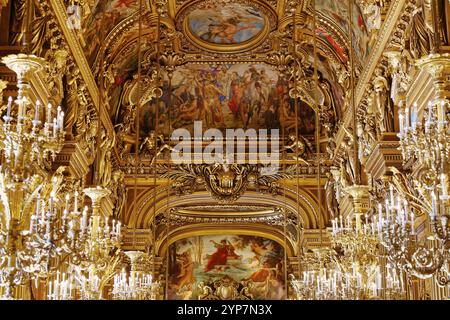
[354,0,408,105]
[48,0,114,135]
[332,0,408,163]
[302,228,331,250]
[125,187,323,230]
[155,224,297,256]
[406,67,435,112]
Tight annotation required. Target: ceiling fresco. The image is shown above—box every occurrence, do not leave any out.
[113,62,316,137]
[80,0,146,66]
[76,0,367,147]
[176,0,278,53]
[168,234,285,300]
[315,0,371,62]
[186,4,266,45]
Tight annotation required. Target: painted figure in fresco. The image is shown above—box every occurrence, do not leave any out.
[316,28,348,63]
[174,97,199,124]
[228,71,242,117]
[200,24,225,43]
[199,72,227,126]
[200,18,259,44]
[173,250,195,291]
[191,4,264,44]
[204,239,240,272]
[279,99,297,133]
[221,17,259,44]
[113,0,136,9]
[242,240,284,299]
[193,73,211,126]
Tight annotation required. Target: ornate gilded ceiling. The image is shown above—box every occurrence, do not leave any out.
[0,0,377,254]
[73,0,370,139]
[176,0,278,53]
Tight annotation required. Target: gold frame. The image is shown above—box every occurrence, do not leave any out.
[182,14,271,53]
[176,0,277,54]
[156,226,296,257]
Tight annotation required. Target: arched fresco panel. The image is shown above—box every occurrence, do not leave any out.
[132,63,316,137]
[168,234,285,300]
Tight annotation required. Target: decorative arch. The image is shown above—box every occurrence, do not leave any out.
[124,186,327,230]
[156,225,297,257]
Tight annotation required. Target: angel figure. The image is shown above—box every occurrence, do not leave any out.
[283,134,313,165]
[325,132,337,161]
[325,172,339,219]
[339,156,355,191]
[342,126,358,179]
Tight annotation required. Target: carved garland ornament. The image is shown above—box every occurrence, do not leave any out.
[159,163,297,203]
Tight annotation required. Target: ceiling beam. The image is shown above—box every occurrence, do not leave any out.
[48,0,114,135]
[333,0,408,160]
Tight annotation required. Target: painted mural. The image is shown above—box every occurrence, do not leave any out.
[316,27,348,63]
[315,0,370,62]
[314,53,345,115]
[187,3,265,45]
[82,0,141,66]
[135,63,316,137]
[167,235,285,300]
[109,52,139,121]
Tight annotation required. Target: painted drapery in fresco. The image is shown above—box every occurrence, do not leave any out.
[168,235,285,300]
[129,63,315,137]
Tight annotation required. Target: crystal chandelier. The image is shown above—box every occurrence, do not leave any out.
[375,178,449,286]
[65,187,121,270]
[49,187,123,300]
[398,54,449,239]
[112,251,160,300]
[291,263,405,300]
[396,53,450,286]
[47,267,105,300]
[0,54,126,300]
[0,54,68,299]
[291,212,407,300]
[47,270,75,300]
[46,196,123,301]
[48,250,160,300]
